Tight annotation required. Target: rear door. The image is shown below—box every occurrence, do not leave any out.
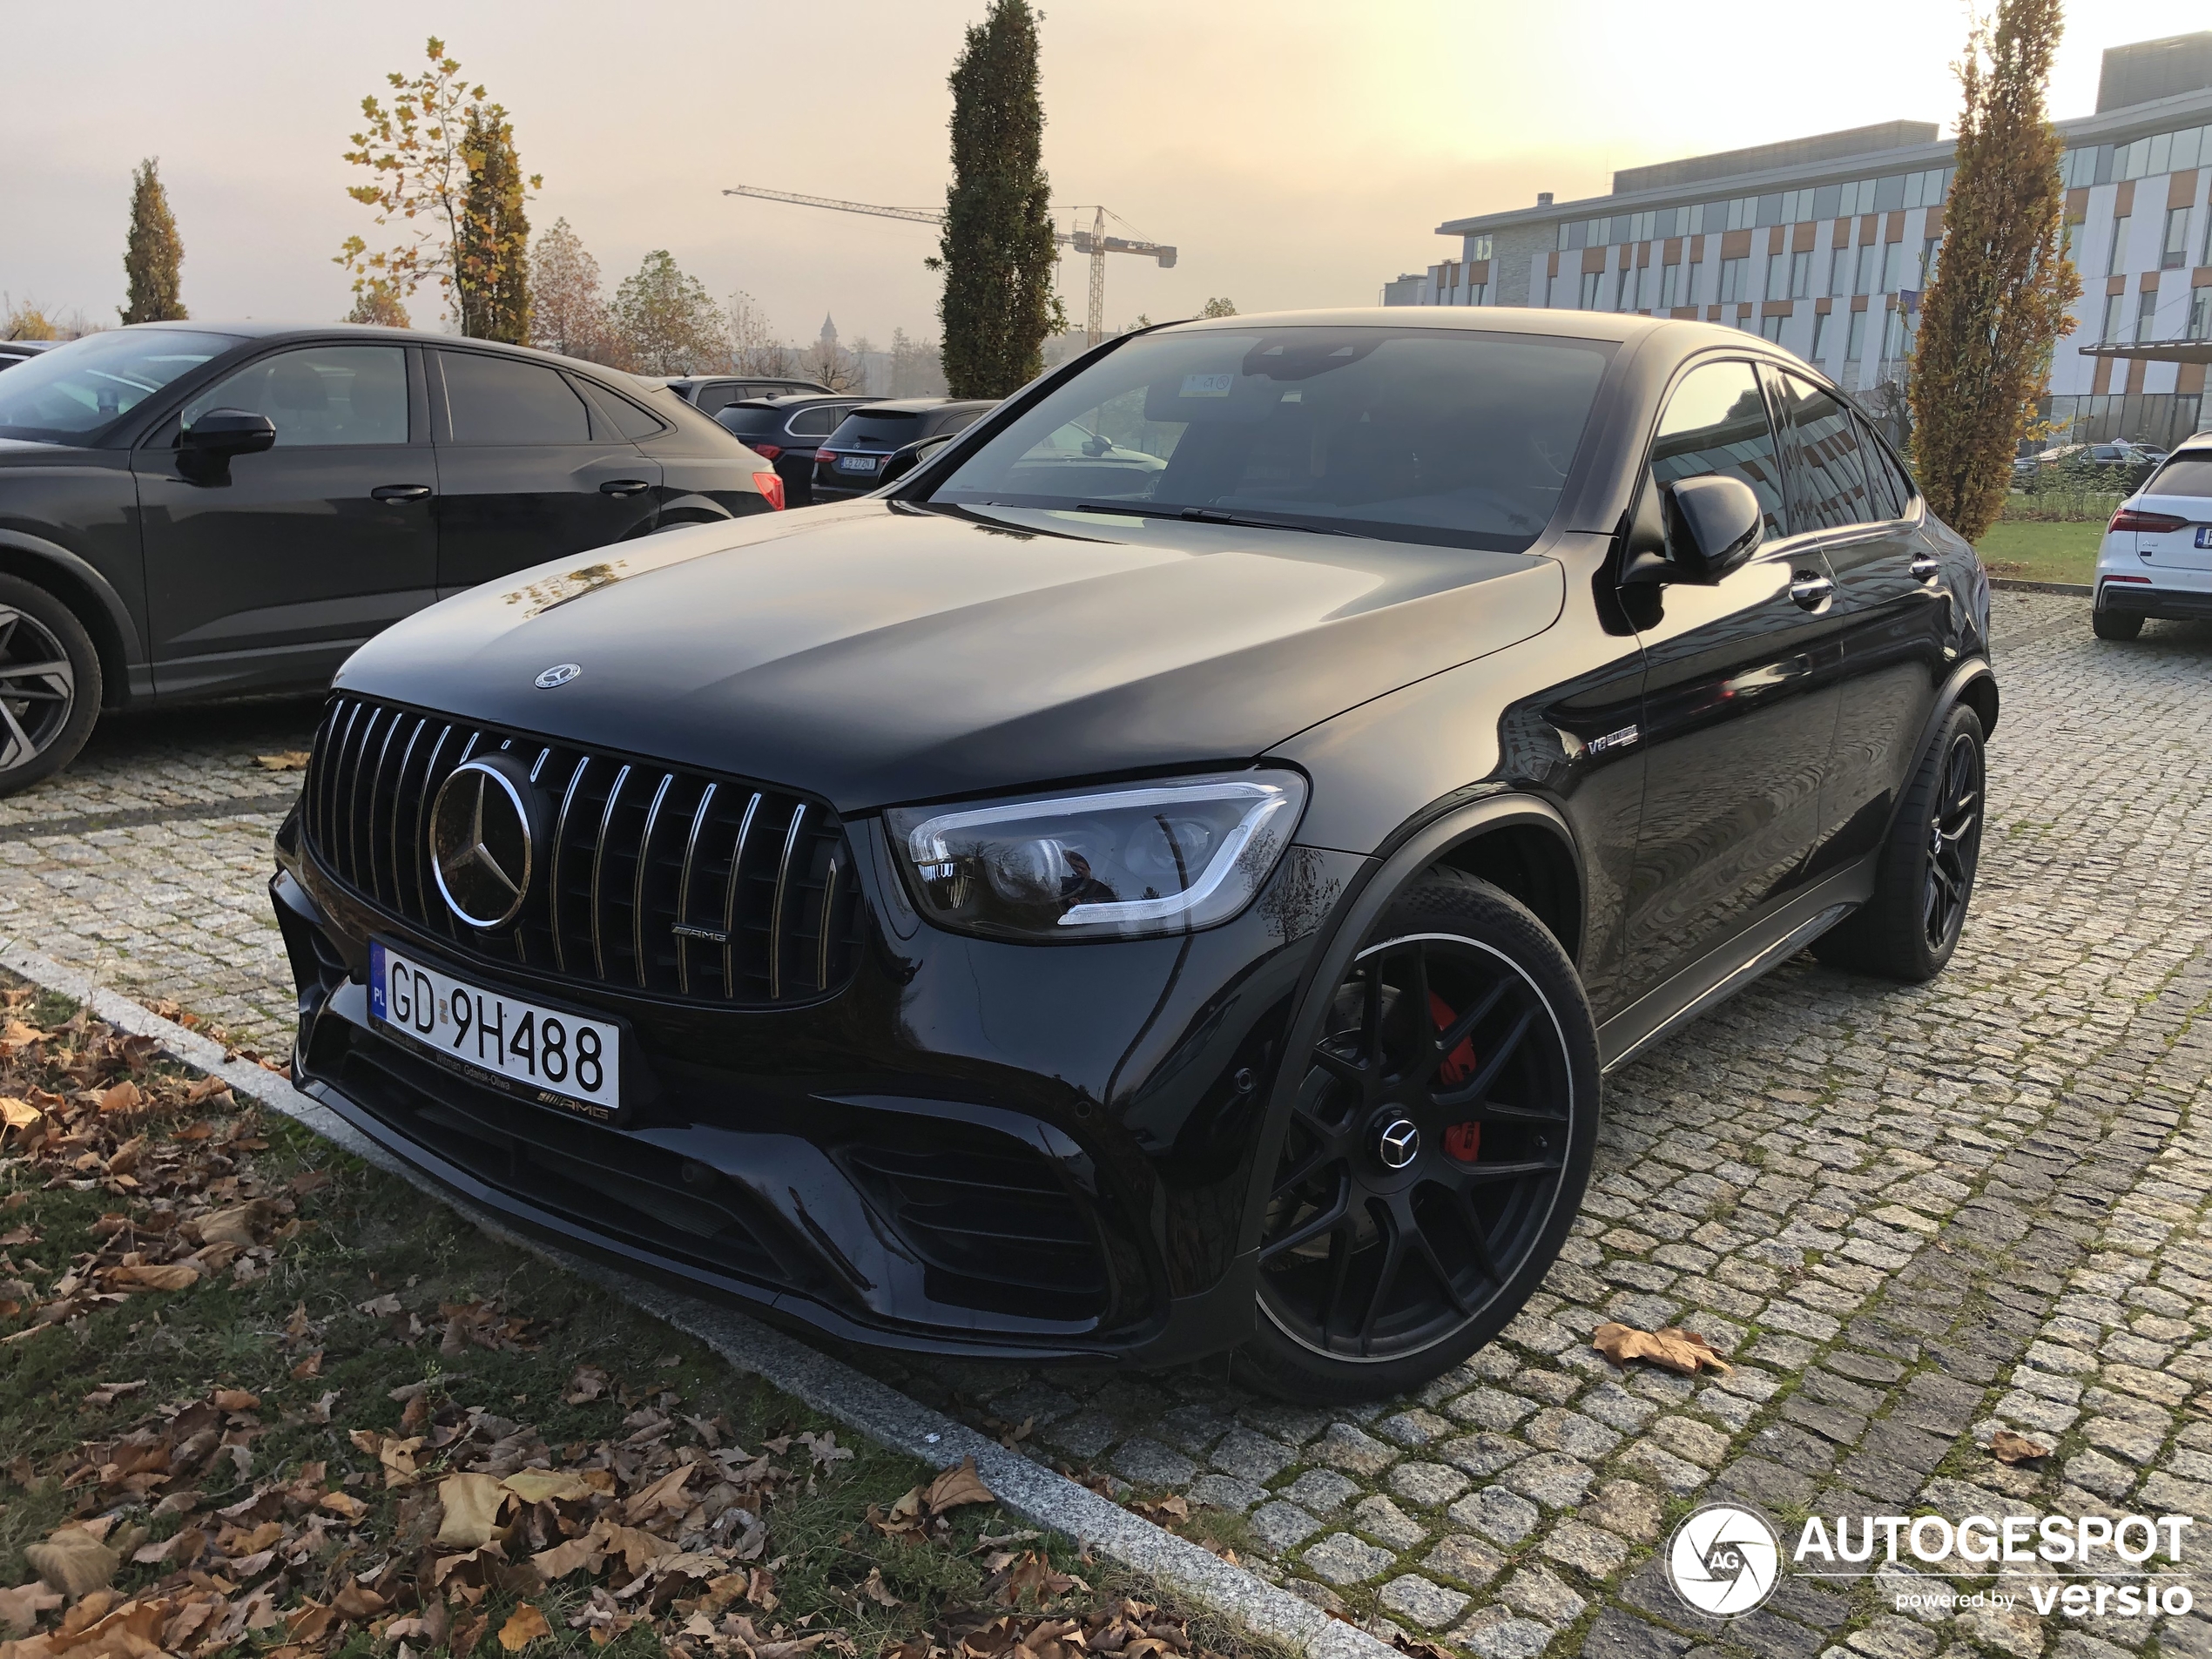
[2131,451,2212,572]
[430,350,662,595]
[135,341,436,698]
[1769,371,1949,876]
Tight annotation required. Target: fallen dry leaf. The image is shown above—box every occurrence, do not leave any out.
[254,752,312,771]
[1990,1429,2050,1463]
[1591,1321,1733,1376]
[498,1604,553,1651]
[105,1262,200,1292]
[860,1567,901,1608]
[436,1471,512,1548]
[502,1469,592,1506]
[24,1527,120,1597]
[0,1581,64,1635]
[923,1456,996,1515]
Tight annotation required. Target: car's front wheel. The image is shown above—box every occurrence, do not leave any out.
[0,575,100,798]
[1237,869,1599,1405]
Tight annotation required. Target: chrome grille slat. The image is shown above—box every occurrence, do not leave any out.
[302,696,859,1008]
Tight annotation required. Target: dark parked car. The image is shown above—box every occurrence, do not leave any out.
[0,341,58,370]
[0,322,782,795]
[810,398,995,502]
[2021,440,2166,492]
[272,309,1994,1402]
[714,395,874,507]
[658,374,832,419]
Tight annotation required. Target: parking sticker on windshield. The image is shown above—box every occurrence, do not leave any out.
[1180,373,1233,398]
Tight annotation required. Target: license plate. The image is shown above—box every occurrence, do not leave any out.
[2196,527,2212,549]
[836,455,879,473]
[368,941,620,1121]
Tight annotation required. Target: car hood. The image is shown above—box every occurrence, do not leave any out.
[335,502,1565,812]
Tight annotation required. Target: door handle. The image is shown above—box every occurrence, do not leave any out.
[1909,552,1940,582]
[371,484,432,502]
[1788,571,1834,610]
[599,479,651,497]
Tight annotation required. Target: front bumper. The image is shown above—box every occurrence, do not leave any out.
[272,808,1365,1366]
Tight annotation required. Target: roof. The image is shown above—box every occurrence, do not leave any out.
[2078,341,2212,366]
[119,320,664,389]
[1611,120,1939,197]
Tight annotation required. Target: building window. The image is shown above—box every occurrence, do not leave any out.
[1790,251,1812,300]
[1760,313,1785,343]
[2164,208,2190,270]
[1881,242,1908,293]
[2135,293,2158,344]
[1581,269,1602,310]
[1811,310,1831,363]
[2107,214,2130,277]
[1765,255,1790,302]
[1468,282,1488,307]
[1467,236,1493,261]
[1845,309,1867,365]
[1856,243,1881,295]
[2102,291,2126,343]
[2190,290,2210,341]
[1831,245,1853,298]
[1639,263,1660,309]
[1659,261,1683,309]
[1920,236,1943,287]
[1719,257,1750,303]
[1883,306,1907,363]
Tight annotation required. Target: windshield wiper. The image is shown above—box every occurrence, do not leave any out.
[1073,503,1354,538]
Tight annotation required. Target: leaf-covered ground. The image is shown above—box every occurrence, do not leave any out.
[0,979,1277,1659]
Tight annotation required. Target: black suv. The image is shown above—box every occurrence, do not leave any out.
[0,323,780,795]
[714,395,874,507]
[660,375,832,419]
[810,398,995,502]
[273,310,1994,1402]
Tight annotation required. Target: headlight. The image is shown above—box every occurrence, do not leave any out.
[886,771,1307,941]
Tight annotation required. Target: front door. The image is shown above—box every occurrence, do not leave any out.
[135,342,437,698]
[429,349,660,596]
[1621,357,1845,1000]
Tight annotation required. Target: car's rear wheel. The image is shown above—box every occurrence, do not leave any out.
[0,575,99,798]
[1237,870,1599,1404]
[1812,703,1985,981]
[2093,605,2143,640]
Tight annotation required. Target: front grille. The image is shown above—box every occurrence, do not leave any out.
[303,695,865,1005]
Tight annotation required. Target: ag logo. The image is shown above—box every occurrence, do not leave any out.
[1666,1503,1781,1617]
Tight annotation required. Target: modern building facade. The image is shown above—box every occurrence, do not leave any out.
[1385,31,2212,449]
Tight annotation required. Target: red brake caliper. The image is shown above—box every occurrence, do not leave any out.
[1429,992,1482,1163]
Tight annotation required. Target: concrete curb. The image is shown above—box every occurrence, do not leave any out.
[1987,577,2092,596]
[0,939,1395,1659]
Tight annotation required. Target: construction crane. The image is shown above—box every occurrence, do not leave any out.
[721,185,1176,347]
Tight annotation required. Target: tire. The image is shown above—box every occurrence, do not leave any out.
[1811,704,1985,982]
[0,574,100,798]
[2093,607,2143,641]
[1234,869,1601,1405]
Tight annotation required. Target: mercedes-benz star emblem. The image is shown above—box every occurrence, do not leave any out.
[428,759,536,929]
[535,663,581,689]
[1376,1118,1421,1170]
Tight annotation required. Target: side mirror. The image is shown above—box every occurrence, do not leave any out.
[180,408,277,458]
[1661,474,1764,583]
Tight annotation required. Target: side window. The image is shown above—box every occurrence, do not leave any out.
[1649,361,1785,541]
[693,383,741,415]
[181,346,408,447]
[933,407,984,438]
[573,377,666,441]
[786,406,843,437]
[1773,374,1873,530]
[440,353,591,444]
[1855,417,1912,518]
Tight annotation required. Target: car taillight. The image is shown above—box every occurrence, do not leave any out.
[815,449,836,463]
[753,471,786,511]
[2109,508,2187,534]
[750,442,783,461]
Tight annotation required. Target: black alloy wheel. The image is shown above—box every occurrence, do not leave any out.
[1813,702,1986,982]
[0,574,100,799]
[1240,870,1598,1402]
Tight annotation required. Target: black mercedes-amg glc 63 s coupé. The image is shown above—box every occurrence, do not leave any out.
[271,309,1995,1402]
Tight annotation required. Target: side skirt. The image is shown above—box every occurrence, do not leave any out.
[1596,859,1875,1075]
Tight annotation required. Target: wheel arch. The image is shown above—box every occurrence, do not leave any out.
[0,531,143,711]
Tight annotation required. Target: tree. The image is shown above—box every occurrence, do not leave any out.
[889,327,947,396]
[727,292,795,377]
[936,0,1062,398]
[530,219,622,363]
[1199,296,1237,319]
[1907,0,2080,542]
[120,158,187,324]
[611,250,726,374]
[455,105,531,342]
[337,37,539,326]
[346,280,411,327]
[3,298,57,341]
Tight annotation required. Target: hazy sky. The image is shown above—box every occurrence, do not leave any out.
[0,1,2161,348]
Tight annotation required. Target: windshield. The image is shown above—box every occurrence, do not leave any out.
[928,326,1613,550]
[0,329,237,442]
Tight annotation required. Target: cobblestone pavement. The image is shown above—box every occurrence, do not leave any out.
[4,597,2211,1659]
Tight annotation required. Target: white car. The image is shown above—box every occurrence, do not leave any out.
[2093,441,2212,639]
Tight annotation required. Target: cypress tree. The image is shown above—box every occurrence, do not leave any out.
[456,105,533,343]
[120,158,187,324]
[1907,0,2080,541]
[937,0,1061,399]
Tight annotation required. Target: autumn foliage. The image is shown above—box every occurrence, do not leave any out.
[1907,0,2081,543]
